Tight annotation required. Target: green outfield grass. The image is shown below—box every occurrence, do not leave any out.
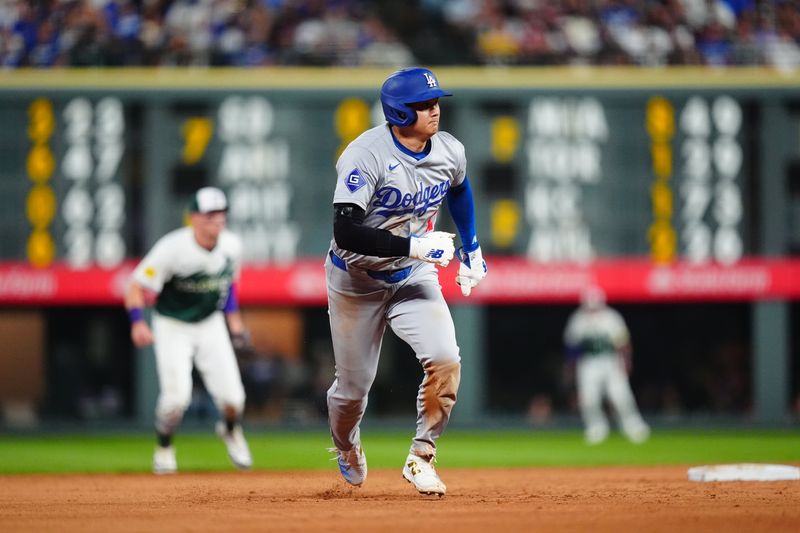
[0,428,797,474]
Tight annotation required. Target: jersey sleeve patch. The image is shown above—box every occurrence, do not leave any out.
[345,168,367,193]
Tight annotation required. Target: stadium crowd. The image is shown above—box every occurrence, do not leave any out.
[1,0,799,69]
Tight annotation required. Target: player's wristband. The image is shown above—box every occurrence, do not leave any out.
[128,307,144,323]
[223,284,239,313]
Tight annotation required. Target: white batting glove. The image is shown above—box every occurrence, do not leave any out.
[409,231,455,267]
[455,245,487,296]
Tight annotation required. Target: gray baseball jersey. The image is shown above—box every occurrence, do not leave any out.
[326,124,464,459]
[330,124,466,271]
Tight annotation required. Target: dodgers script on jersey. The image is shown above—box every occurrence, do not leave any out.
[133,227,242,322]
[331,124,467,271]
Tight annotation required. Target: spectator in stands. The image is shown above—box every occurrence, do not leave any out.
[0,0,797,69]
[358,14,415,66]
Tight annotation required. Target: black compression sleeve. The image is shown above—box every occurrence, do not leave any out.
[333,204,411,257]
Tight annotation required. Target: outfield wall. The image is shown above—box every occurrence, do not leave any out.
[0,67,797,428]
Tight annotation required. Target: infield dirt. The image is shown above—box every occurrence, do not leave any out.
[2,466,799,532]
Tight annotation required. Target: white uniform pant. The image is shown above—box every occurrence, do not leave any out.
[577,354,649,443]
[152,311,245,433]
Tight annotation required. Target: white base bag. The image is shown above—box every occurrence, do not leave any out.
[688,463,800,482]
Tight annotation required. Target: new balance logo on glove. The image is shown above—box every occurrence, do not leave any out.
[409,232,455,267]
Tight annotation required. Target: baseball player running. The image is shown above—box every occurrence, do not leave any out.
[326,67,487,496]
[564,286,650,445]
[125,187,253,473]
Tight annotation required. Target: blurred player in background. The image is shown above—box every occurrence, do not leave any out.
[124,187,253,473]
[564,286,650,445]
[325,67,487,496]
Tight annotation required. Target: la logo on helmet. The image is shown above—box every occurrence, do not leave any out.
[424,72,437,88]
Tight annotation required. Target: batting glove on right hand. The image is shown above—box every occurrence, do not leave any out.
[409,231,455,267]
[455,245,487,296]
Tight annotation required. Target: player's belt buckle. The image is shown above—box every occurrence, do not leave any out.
[367,267,411,283]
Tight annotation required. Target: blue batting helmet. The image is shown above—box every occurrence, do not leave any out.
[380,67,452,127]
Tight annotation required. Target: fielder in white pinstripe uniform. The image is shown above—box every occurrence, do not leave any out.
[125,187,253,473]
[326,67,487,496]
[564,287,650,445]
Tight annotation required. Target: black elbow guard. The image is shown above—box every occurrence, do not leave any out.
[333,204,366,250]
[334,204,366,224]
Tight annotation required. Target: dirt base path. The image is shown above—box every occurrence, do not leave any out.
[2,466,799,532]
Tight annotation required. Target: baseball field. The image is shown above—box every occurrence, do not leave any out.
[1,428,799,531]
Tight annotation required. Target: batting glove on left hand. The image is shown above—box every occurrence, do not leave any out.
[455,245,487,297]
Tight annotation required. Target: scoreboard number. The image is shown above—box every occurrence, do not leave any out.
[26,98,57,267]
[61,97,127,269]
[679,95,743,265]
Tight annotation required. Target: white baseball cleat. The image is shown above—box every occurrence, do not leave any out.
[153,445,177,474]
[216,421,253,470]
[402,453,446,496]
[625,423,651,444]
[331,444,368,486]
[584,425,609,445]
